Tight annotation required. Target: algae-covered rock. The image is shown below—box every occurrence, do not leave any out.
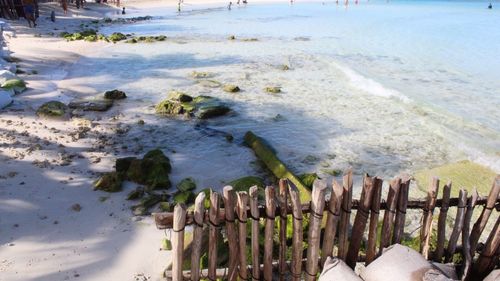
[196,105,230,119]
[228,176,265,191]
[264,86,281,93]
[108,32,127,42]
[125,38,138,44]
[197,80,222,88]
[177,178,196,192]
[126,149,171,190]
[299,173,318,190]
[155,35,167,41]
[244,131,311,202]
[155,99,186,115]
[104,89,127,100]
[167,91,193,102]
[280,64,290,71]
[94,172,123,192]
[223,84,240,93]
[172,191,195,205]
[126,187,145,200]
[321,169,342,177]
[191,71,214,79]
[116,156,136,173]
[36,101,69,119]
[84,35,97,42]
[159,201,172,212]
[1,79,27,94]
[414,160,497,196]
[69,98,113,111]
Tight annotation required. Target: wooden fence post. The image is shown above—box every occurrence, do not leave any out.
[208,190,220,281]
[393,176,410,244]
[469,176,500,258]
[366,177,383,265]
[346,174,375,268]
[305,180,327,281]
[191,193,206,281]
[421,177,439,259]
[172,204,187,281]
[435,181,452,262]
[321,178,343,265]
[249,186,260,281]
[338,169,353,260]
[445,188,468,263]
[278,179,288,281]
[473,215,500,279]
[236,192,249,281]
[264,186,276,281]
[461,188,478,281]
[223,186,239,281]
[380,178,400,254]
[288,181,304,281]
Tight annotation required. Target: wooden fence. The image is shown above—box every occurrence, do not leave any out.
[154,173,500,281]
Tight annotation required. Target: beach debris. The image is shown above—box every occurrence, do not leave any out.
[244,131,311,202]
[93,172,124,192]
[156,94,231,119]
[69,98,114,112]
[36,101,69,119]
[104,89,127,100]
[223,84,240,93]
[1,78,27,95]
[264,86,281,93]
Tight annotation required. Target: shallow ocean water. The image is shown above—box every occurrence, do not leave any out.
[67,0,500,189]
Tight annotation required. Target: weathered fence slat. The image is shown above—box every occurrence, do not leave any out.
[223,186,239,281]
[236,192,249,281]
[366,177,383,265]
[278,179,288,281]
[461,188,478,281]
[321,178,343,265]
[421,177,439,259]
[473,215,500,279]
[172,204,187,281]
[435,181,452,262]
[346,174,375,268]
[338,169,353,260]
[288,181,304,281]
[249,186,260,281]
[264,186,276,281]
[191,193,206,281]
[393,176,410,244]
[208,191,221,281]
[305,180,327,281]
[469,175,500,258]
[380,177,400,254]
[445,188,467,263]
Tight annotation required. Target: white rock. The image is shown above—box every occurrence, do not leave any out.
[0,90,12,109]
[0,70,16,84]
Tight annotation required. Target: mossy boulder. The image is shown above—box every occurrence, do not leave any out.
[108,32,127,42]
[155,99,188,115]
[196,105,230,119]
[104,89,127,100]
[155,35,167,41]
[177,178,196,192]
[172,191,195,205]
[223,84,240,93]
[1,79,26,94]
[264,86,281,93]
[126,149,172,190]
[299,173,318,190]
[116,156,136,173]
[36,101,69,119]
[228,176,265,200]
[167,91,193,102]
[125,38,138,44]
[156,95,230,119]
[93,172,123,192]
[84,35,97,42]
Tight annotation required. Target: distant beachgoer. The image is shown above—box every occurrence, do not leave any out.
[50,10,56,22]
[228,1,232,10]
[116,0,120,7]
[178,1,181,12]
[243,0,247,3]
[488,2,492,9]
[61,0,68,15]
[21,0,37,27]
[122,7,126,14]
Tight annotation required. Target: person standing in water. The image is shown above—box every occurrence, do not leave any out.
[488,2,492,9]
[228,1,232,10]
[61,0,68,15]
[22,0,37,27]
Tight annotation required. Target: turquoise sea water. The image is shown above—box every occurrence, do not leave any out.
[78,0,500,186]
